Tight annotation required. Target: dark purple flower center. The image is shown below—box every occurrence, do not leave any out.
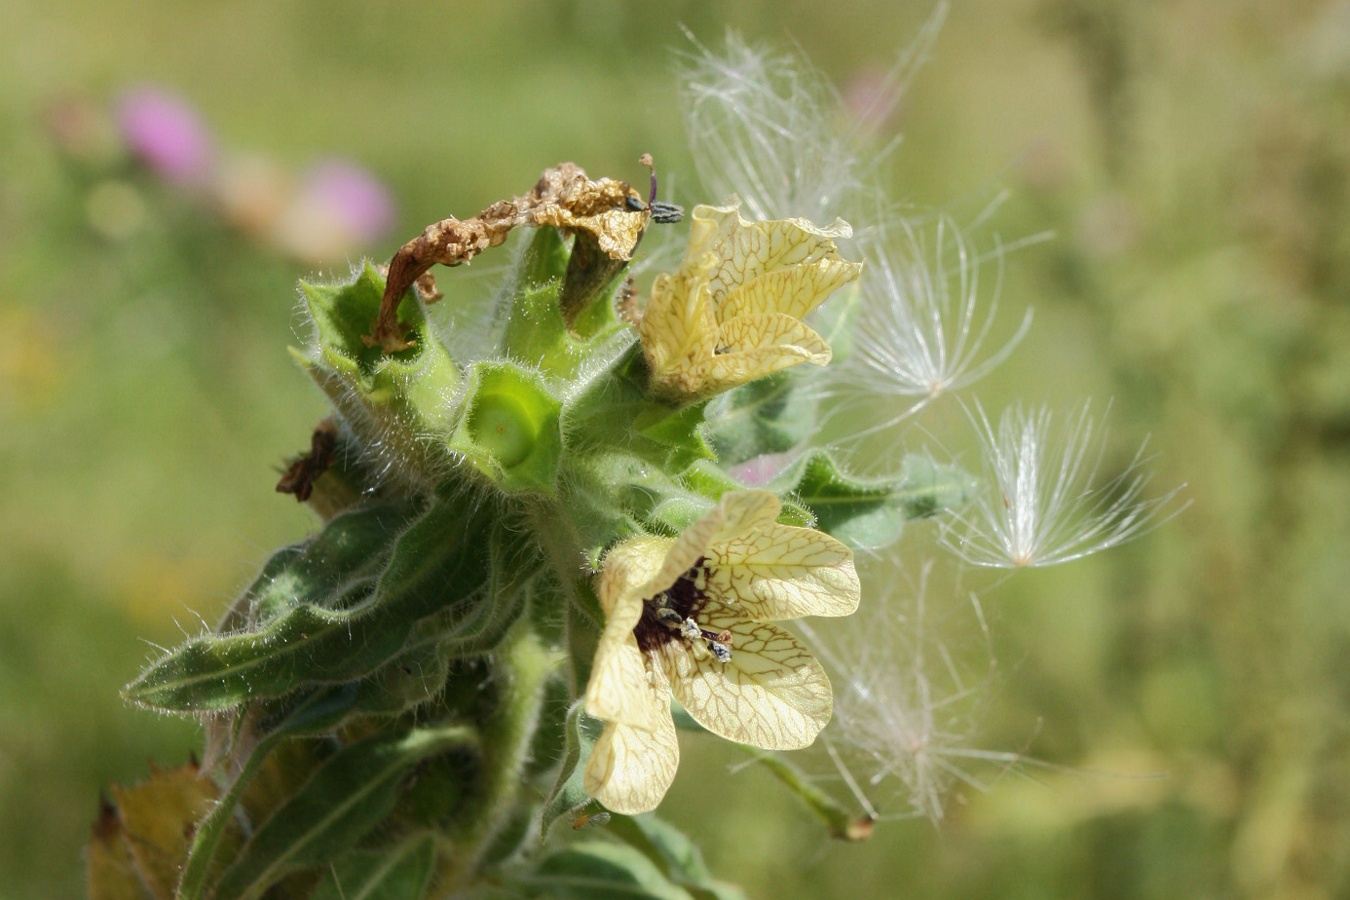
[633,557,732,663]
[634,556,708,652]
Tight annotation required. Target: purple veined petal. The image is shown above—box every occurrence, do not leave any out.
[115,85,215,186]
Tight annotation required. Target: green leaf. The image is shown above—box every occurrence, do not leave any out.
[241,502,409,625]
[704,371,819,465]
[494,225,638,378]
[564,349,714,477]
[557,449,690,560]
[518,842,694,899]
[559,230,631,336]
[665,464,813,531]
[212,726,478,900]
[520,218,572,285]
[526,569,569,647]
[458,888,531,900]
[125,492,492,713]
[476,802,535,870]
[525,676,571,780]
[564,578,603,690]
[300,262,417,377]
[775,451,976,549]
[310,832,438,900]
[605,816,711,884]
[386,519,531,689]
[181,615,475,900]
[631,401,715,474]
[499,226,633,379]
[213,502,407,635]
[178,689,361,900]
[540,700,603,838]
[606,816,748,900]
[296,262,463,487]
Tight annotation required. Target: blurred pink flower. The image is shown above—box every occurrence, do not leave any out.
[270,160,397,262]
[300,160,397,243]
[115,86,215,186]
[729,451,794,486]
[841,69,899,136]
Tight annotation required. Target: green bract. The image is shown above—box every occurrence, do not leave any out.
[111,183,973,899]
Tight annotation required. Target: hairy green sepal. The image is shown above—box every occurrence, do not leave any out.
[295,262,461,488]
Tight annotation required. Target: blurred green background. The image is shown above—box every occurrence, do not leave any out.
[3,1,1349,897]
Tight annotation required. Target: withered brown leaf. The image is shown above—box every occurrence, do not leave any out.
[365,163,654,353]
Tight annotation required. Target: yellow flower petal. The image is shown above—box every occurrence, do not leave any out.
[706,313,832,384]
[717,252,861,322]
[700,490,860,621]
[708,533,860,622]
[639,200,860,402]
[597,537,673,618]
[648,508,720,591]
[585,631,667,731]
[657,616,832,750]
[583,702,680,815]
[693,205,854,305]
[583,489,858,810]
[705,489,782,544]
[588,538,675,732]
[637,275,717,379]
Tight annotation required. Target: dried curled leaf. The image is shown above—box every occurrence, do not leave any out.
[87,760,225,900]
[275,418,338,502]
[367,163,654,353]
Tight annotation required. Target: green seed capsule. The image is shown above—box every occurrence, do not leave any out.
[468,391,537,469]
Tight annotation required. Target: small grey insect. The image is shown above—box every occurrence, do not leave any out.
[637,152,684,223]
[571,810,613,829]
[706,639,733,664]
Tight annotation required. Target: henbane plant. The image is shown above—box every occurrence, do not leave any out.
[87,156,921,897]
[90,17,1180,900]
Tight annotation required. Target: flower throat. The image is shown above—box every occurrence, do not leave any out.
[633,556,733,663]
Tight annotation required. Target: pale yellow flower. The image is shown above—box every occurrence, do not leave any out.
[583,489,860,814]
[639,201,862,402]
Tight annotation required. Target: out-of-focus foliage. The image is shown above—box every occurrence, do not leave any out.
[2,0,1348,898]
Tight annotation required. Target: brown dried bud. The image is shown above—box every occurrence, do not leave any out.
[276,418,338,501]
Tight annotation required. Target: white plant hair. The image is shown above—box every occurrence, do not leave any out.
[676,6,946,226]
[676,13,1042,464]
[678,32,865,225]
[823,213,1035,448]
[940,401,1187,568]
[797,561,1024,822]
